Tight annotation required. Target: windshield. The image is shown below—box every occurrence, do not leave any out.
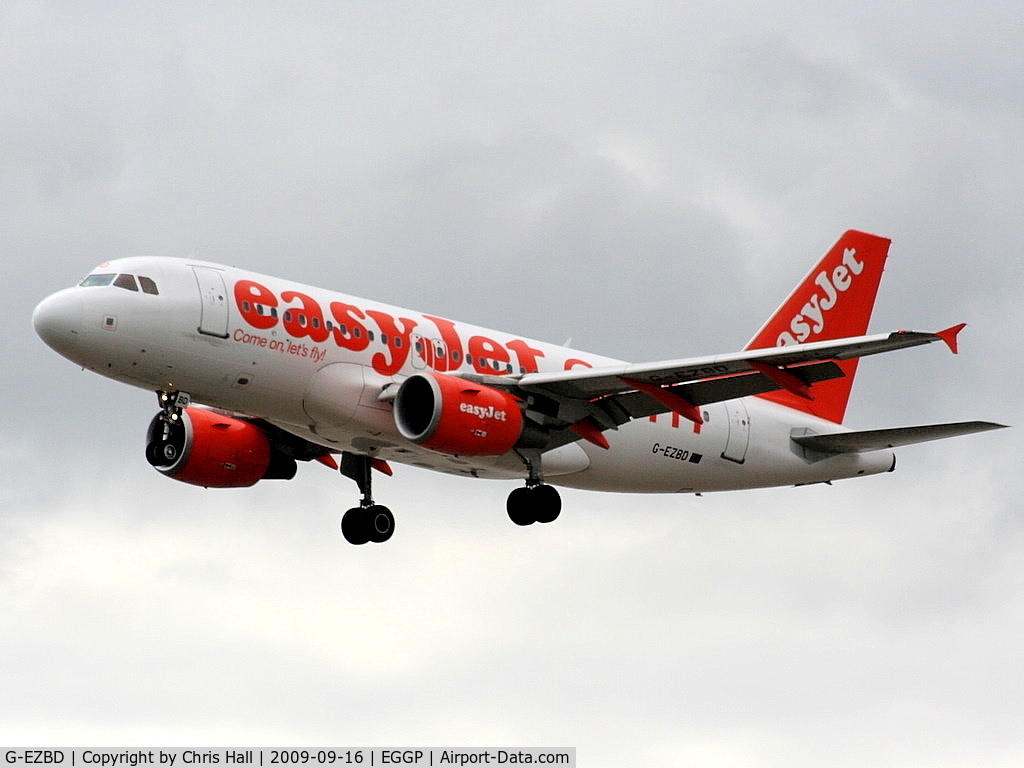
[79,273,116,287]
[78,272,160,294]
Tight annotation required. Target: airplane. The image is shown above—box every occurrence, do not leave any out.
[33,230,1004,544]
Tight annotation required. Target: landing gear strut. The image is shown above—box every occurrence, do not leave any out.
[507,449,561,527]
[156,390,191,419]
[339,452,395,545]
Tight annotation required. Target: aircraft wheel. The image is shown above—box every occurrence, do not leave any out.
[341,506,371,545]
[367,504,395,543]
[533,484,562,524]
[145,441,165,466]
[506,486,535,526]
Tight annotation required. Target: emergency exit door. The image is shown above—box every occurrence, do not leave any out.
[721,401,750,463]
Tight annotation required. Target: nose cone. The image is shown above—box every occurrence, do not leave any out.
[33,289,84,357]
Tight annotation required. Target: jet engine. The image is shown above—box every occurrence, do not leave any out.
[146,407,296,488]
[394,372,544,456]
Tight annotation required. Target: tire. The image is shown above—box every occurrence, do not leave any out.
[367,505,395,543]
[532,484,562,524]
[506,486,535,526]
[341,507,370,545]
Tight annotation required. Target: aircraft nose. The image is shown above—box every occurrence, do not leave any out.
[33,289,84,355]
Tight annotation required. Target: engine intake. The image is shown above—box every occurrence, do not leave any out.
[394,372,543,456]
[146,407,296,488]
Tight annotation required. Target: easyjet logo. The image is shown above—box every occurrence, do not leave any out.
[776,248,865,345]
[459,403,509,421]
[232,279,594,378]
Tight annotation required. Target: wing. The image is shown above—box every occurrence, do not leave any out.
[500,326,966,447]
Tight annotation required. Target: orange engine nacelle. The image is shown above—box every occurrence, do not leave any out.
[394,372,535,456]
[146,407,295,488]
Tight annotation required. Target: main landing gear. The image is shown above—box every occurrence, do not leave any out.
[337,449,562,543]
[506,448,561,526]
[339,452,395,545]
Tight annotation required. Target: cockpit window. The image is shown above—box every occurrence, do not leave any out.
[80,273,116,287]
[78,271,159,295]
[114,273,139,291]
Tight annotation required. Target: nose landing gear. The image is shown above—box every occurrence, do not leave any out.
[147,390,192,467]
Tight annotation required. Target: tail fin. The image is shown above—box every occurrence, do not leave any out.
[745,230,891,423]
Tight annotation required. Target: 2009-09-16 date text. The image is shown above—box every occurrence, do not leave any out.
[269,753,368,765]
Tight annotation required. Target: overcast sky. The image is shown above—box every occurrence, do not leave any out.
[2,2,1023,765]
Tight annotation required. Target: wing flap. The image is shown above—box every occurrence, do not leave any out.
[791,421,1007,454]
[521,329,947,401]
[606,361,846,422]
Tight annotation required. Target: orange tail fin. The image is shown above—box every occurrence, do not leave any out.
[745,230,891,423]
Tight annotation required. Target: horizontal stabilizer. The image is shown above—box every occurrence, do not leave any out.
[792,421,1007,454]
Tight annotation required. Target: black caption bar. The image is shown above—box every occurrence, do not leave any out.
[1,750,575,768]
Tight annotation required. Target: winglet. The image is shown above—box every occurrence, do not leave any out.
[936,323,966,355]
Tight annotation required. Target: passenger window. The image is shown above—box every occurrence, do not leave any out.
[138,276,159,295]
[114,274,139,291]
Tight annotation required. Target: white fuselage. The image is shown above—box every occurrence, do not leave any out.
[33,256,895,492]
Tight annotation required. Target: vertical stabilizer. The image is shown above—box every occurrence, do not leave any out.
[745,230,891,423]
